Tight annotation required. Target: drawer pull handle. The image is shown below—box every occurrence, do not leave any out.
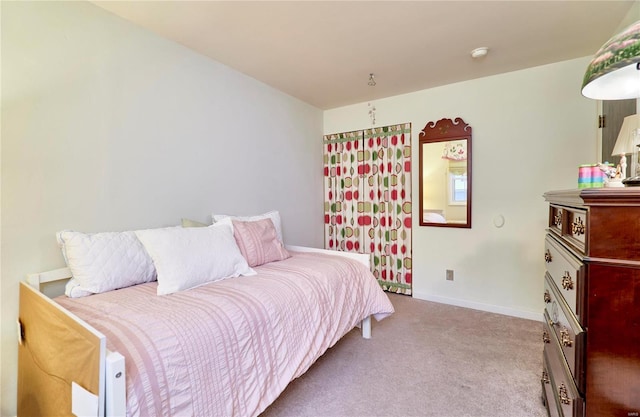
[571,217,585,236]
[560,328,573,347]
[554,212,562,227]
[544,290,551,303]
[558,383,570,405]
[544,250,553,263]
[541,370,550,384]
[561,272,574,291]
[542,330,550,344]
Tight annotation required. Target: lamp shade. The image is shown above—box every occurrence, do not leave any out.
[612,114,640,156]
[582,20,640,100]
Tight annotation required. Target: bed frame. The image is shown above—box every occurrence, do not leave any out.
[18,245,372,417]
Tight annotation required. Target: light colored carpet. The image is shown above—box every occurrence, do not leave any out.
[262,293,546,417]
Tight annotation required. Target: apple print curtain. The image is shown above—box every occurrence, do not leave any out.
[324,130,364,253]
[323,123,412,295]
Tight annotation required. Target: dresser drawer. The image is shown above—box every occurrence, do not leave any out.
[544,235,586,325]
[543,312,584,417]
[541,352,561,417]
[544,276,586,393]
[549,205,564,236]
[542,337,584,417]
[564,208,587,254]
[548,205,588,256]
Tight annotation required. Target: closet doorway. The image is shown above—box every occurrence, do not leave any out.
[323,123,412,295]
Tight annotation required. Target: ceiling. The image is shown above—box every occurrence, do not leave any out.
[93,1,636,110]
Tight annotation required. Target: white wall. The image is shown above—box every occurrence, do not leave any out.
[325,57,598,320]
[1,2,323,415]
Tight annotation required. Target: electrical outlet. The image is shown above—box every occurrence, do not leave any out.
[446,270,454,281]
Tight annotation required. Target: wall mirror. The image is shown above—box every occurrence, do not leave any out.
[419,117,472,228]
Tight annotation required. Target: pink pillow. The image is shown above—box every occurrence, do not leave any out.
[231,218,290,267]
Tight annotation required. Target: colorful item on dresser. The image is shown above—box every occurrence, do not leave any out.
[577,164,605,188]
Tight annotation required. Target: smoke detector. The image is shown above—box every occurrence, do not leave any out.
[471,47,489,59]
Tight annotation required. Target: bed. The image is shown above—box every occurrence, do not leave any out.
[18,214,394,417]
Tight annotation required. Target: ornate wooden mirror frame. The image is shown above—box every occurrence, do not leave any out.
[418,117,472,228]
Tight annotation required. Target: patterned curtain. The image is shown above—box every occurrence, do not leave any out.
[324,124,412,295]
[324,131,364,252]
[363,124,412,294]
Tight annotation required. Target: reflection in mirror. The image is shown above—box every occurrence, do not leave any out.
[419,118,472,228]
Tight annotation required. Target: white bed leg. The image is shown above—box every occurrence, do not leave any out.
[105,351,126,417]
[361,316,371,339]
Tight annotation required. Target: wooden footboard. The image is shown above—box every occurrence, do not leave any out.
[20,271,126,417]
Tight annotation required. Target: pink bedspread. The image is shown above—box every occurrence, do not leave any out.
[56,251,394,417]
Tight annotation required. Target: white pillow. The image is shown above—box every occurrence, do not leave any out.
[56,230,157,297]
[212,210,283,243]
[134,223,256,296]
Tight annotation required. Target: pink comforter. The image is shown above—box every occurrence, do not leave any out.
[56,251,394,416]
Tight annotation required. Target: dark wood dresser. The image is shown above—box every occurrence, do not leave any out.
[542,189,640,417]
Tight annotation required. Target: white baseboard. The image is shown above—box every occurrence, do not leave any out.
[412,291,543,322]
